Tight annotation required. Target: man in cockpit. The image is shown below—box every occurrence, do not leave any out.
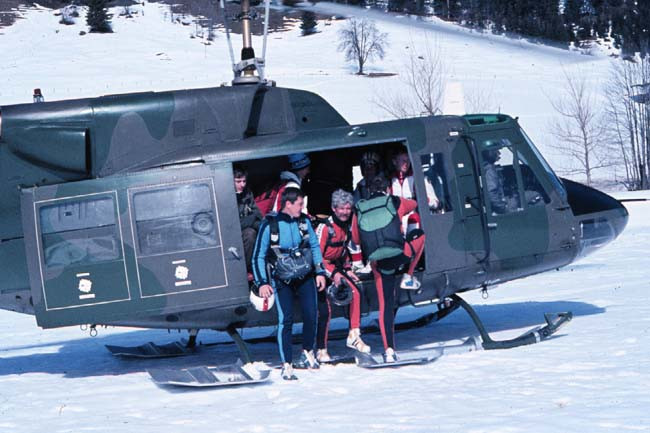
[482,147,507,214]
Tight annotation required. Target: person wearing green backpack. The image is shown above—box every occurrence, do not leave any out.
[351,175,426,362]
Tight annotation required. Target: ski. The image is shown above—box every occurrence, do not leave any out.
[317,354,357,365]
[148,360,271,387]
[354,347,443,369]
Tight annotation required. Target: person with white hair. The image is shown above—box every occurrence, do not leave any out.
[314,189,370,362]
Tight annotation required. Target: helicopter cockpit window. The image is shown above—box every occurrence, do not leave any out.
[420,153,452,214]
[520,127,567,200]
[39,195,121,268]
[518,153,550,206]
[480,138,522,215]
[132,183,218,257]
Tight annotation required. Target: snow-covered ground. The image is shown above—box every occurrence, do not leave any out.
[1,197,649,433]
[1,4,649,432]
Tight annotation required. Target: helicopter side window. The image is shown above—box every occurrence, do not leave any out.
[39,195,121,269]
[132,183,218,257]
[518,153,550,206]
[480,138,522,215]
[420,153,452,214]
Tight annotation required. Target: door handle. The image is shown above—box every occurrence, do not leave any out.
[465,196,479,211]
[487,222,498,229]
[228,247,241,260]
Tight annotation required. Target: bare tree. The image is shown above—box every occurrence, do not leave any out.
[547,70,612,186]
[374,37,445,118]
[605,58,650,190]
[464,80,499,114]
[338,18,388,75]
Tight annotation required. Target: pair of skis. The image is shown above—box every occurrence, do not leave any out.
[106,343,445,388]
[144,349,447,388]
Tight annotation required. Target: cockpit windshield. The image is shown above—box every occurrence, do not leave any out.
[519,128,567,200]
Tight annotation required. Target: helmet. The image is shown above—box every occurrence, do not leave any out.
[250,290,275,312]
[326,279,353,307]
[360,151,380,168]
[288,153,311,171]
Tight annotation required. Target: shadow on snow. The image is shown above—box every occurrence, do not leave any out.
[0,299,604,379]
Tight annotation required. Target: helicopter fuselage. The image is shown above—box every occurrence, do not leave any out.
[0,84,628,331]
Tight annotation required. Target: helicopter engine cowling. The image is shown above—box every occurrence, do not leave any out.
[7,126,89,174]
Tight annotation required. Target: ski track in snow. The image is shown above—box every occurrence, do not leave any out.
[1,3,650,432]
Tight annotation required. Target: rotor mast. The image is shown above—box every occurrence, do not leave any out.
[231,0,268,85]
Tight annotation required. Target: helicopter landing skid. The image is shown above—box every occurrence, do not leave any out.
[105,341,196,358]
[226,324,253,364]
[451,294,573,350]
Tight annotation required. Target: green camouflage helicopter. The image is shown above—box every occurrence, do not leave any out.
[0,0,628,368]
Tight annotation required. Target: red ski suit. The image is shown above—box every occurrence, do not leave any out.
[315,216,362,349]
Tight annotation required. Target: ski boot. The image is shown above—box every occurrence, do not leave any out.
[346,328,371,353]
[383,347,397,363]
[316,349,332,363]
[281,363,298,380]
[294,349,320,369]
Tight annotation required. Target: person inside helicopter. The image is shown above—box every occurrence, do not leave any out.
[254,153,312,216]
[353,151,384,204]
[233,164,263,273]
[389,147,439,233]
[481,140,522,214]
[271,153,311,214]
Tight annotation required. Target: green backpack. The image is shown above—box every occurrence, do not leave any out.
[355,195,404,262]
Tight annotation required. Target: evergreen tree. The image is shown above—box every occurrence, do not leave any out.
[638,1,650,56]
[564,0,582,41]
[86,0,112,33]
[300,11,317,36]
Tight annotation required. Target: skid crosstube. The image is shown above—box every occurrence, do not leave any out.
[451,294,573,350]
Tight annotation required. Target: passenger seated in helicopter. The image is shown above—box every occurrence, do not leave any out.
[255,153,312,216]
[273,153,311,213]
[233,164,263,272]
[389,147,439,233]
[353,151,384,203]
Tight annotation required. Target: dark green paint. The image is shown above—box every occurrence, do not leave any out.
[0,85,628,330]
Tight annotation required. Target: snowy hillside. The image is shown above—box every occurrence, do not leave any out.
[0,1,611,171]
[1,4,648,432]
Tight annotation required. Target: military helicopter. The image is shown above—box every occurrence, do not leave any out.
[0,0,629,368]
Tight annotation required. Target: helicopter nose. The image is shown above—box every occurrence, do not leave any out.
[562,179,629,259]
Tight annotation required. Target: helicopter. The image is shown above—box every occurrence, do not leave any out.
[0,0,629,367]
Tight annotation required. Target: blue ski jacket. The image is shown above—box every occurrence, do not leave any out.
[252,212,325,287]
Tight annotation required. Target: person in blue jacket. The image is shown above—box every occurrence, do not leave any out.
[252,187,327,380]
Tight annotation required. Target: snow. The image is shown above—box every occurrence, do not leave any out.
[1,1,611,170]
[2,199,650,432]
[1,4,649,432]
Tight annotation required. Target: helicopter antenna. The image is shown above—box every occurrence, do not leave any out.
[219,0,237,75]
